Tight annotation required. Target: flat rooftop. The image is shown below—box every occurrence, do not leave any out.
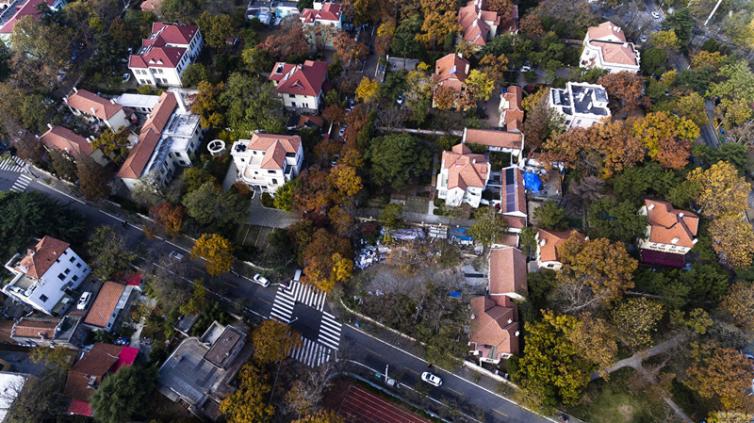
[114,93,160,110]
[159,338,219,406]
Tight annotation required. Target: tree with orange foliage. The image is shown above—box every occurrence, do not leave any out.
[685,342,754,411]
[597,72,646,115]
[302,229,353,292]
[292,168,335,216]
[632,111,699,169]
[150,202,184,237]
[333,32,368,67]
[258,20,310,62]
[191,233,233,276]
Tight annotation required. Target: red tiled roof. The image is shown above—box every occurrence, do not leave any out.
[587,21,627,43]
[464,128,523,150]
[65,89,125,121]
[300,2,342,24]
[537,229,585,262]
[269,60,328,97]
[16,236,70,279]
[501,86,524,131]
[128,22,197,69]
[0,0,57,35]
[117,92,177,179]
[488,246,527,296]
[589,40,638,66]
[12,317,59,339]
[435,54,470,92]
[470,295,519,357]
[39,126,93,158]
[458,0,500,46]
[643,199,699,248]
[64,343,135,416]
[247,133,301,170]
[67,399,93,417]
[442,143,489,190]
[84,282,125,328]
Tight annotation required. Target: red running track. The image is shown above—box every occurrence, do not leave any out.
[337,385,429,423]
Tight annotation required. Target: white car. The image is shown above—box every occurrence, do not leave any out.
[169,251,184,261]
[252,274,270,287]
[651,11,662,20]
[77,292,92,310]
[520,65,532,73]
[421,371,443,387]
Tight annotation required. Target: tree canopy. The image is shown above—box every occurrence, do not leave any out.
[90,366,157,423]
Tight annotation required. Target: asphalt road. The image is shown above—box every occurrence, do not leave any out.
[0,169,552,423]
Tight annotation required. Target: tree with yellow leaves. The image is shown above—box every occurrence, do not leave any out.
[708,215,754,268]
[252,320,303,364]
[650,30,680,50]
[685,342,753,411]
[464,69,495,103]
[632,111,699,169]
[687,161,750,219]
[192,233,233,276]
[416,11,458,49]
[568,313,617,378]
[220,364,275,423]
[721,281,754,332]
[355,77,380,103]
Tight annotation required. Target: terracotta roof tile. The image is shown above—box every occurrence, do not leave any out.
[643,199,698,248]
[117,92,177,179]
[12,317,59,339]
[84,282,125,328]
[16,236,70,279]
[469,296,519,357]
[435,54,470,92]
[587,21,627,43]
[64,343,122,403]
[128,22,198,69]
[458,0,499,46]
[300,2,342,24]
[488,246,527,296]
[65,89,124,121]
[442,144,489,190]
[464,128,523,150]
[269,60,328,97]
[247,133,301,171]
[537,228,584,262]
[39,126,93,158]
[0,0,57,35]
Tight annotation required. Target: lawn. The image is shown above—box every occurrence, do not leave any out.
[570,368,674,423]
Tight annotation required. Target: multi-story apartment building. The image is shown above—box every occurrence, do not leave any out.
[268,60,328,112]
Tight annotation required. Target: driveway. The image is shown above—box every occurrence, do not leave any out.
[248,195,299,228]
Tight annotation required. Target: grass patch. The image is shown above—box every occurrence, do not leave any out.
[570,368,670,423]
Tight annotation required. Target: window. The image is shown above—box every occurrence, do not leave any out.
[271,178,278,185]
[76,263,82,268]
[69,256,75,263]
[57,273,65,281]
[64,269,70,275]
[39,295,48,303]
[72,275,79,282]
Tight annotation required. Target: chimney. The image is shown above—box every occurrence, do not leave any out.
[647,203,655,210]
[671,237,679,244]
[507,318,512,324]
[678,212,684,219]
[692,239,699,245]
[539,239,546,247]
[514,331,520,337]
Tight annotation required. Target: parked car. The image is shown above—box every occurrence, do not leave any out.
[421,372,443,387]
[520,65,532,73]
[396,95,404,105]
[651,11,661,20]
[114,336,130,346]
[77,292,92,310]
[639,34,648,43]
[338,125,347,139]
[122,73,131,83]
[169,251,184,261]
[252,274,270,287]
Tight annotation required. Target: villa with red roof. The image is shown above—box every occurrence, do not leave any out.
[433,53,470,109]
[462,128,524,163]
[638,199,699,267]
[458,0,501,47]
[0,0,65,47]
[117,91,202,191]
[300,2,343,29]
[65,343,139,417]
[469,246,527,363]
[436,143,490,208]
[230,132,304,194]
[2,236,90,315]
[498,85,524,131]
[535,228,586,271]
[38,124,109,165]
[268,60,328,112]
[128,22,203,87]
[63,88,130,132]
[580,21,640,74]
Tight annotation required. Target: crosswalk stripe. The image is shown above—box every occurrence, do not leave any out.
[10,174,32,192]
[290,338,337,368]
[320,319,341,331]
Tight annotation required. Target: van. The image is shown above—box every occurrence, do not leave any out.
[293,269,302,282]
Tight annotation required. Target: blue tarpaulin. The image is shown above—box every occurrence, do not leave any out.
[448,290,462,299]
[523,172,542,193]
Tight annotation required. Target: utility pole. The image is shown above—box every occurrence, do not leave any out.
[704,0,724,26]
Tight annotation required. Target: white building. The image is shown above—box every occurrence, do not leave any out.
[436,143,490,208]
[63,88,130,133]
[117,91,202,192]
[114,93,161,115]
[2,236,90,315]
[580,21,640,74]
[230,132,303,194]
[549,82,611,129]
[128,22,203,87]
[268,60,328,112]
[0,371,29,421]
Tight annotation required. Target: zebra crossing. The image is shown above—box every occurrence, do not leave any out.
[0,157,24,173]
[318,310,342,350]
[290,338,334,368]
[269,281,327,323]
[10,174,32,193]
